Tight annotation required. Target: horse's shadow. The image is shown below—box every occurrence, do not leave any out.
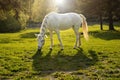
[32,48,98,76]
[89,30,120,40]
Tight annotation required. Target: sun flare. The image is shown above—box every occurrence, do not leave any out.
[55,0,64,5]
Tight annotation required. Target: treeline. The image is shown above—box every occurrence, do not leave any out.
[0,0,120,32]
[0,0,31,32]
[78,0,120,30]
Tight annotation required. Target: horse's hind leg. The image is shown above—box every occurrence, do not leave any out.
[78,32,81,48]
[72,26,80,49]
[55,30,64,50]
[49,31,53,50]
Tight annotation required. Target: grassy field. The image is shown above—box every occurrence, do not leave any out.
[0,25,120,80]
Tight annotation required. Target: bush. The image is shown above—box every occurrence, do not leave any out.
[0,15,22,33]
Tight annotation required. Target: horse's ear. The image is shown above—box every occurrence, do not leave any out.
[45,35,48,38]
[35,34,39,37]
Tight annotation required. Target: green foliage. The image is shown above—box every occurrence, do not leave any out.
[0,25,120,79]
[0,9,28,33]
[79,0,120,30]
[19,11,29,28]
[0,0,30,32]
[0,15,21,33]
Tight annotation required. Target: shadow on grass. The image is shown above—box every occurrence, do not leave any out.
[32,48,98,76]
[0,38,11,43]
[89,30,120,40]
[20,32,38,38]
[20,32,50,38]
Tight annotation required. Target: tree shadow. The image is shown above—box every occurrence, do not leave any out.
[20,32,52,38]
[20,32,38,38]
[32,48,98,76]
[89,30,120,40]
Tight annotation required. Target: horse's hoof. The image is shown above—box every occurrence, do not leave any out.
[38,49,41,52]
[49,48,53,50]
[73,47,77,49]
[61,48,64,50]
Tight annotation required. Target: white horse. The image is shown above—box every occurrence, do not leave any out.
[35,12,88,50]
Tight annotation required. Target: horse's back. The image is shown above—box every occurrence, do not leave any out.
[46,12,81,20]
[44,12,82,30]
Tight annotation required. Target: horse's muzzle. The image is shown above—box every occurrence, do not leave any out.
[38,48,41,52]
[38,46,42,51]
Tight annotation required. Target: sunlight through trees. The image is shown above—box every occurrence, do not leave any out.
[0,0,120,32]
[55,0,64,5]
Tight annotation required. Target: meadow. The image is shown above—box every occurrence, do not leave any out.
[0,25,120,80]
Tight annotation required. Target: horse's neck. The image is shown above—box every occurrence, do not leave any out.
[40,25,46,37]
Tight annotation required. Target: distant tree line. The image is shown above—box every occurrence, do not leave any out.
[0,0,120,32]
[0,0,31,32]
[78,0,120,30]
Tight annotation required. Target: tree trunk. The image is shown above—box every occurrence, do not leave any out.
[108,11,115,30]
[100,14,103,30]
[29,0,32,27]
[14,9,19,21]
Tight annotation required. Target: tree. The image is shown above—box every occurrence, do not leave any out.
[31,0,77,22]
[78,0,120,30]
[77,0,104,30]
[104,0,120,30]
[0,0,21,20]
[32,0,57,22]
[0,0,30,32]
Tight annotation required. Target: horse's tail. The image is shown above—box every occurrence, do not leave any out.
[79,14,89,40]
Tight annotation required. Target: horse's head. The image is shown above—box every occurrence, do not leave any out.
[35,34,45,50]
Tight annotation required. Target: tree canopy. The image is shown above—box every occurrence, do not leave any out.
[78,0,120,30]
[0,0,30,32]
[0,0,120,32]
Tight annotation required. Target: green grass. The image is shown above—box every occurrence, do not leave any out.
[0,25,120,80]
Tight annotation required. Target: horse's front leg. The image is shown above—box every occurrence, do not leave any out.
[56,30,64,50]
[73,28,79,49]
[49,31,53,50]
